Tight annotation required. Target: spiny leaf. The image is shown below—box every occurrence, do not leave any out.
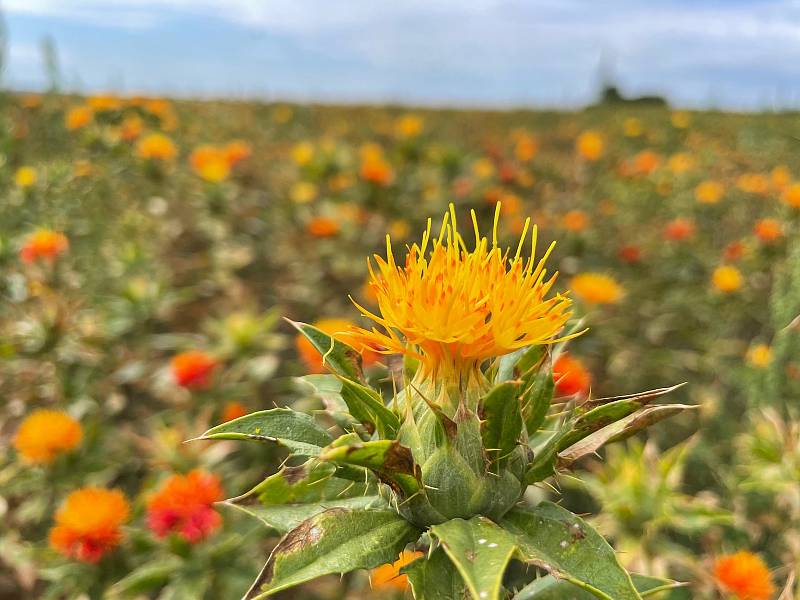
[502,502,642,600]
[430,517,518,600]
[403,547,469,600]
[480,381,523,468]
[521,364,554,436]
[339,378,401,438]
[513,573,686,599]
[320,439,421,497]
[196,408,333,456]
[287,319,364,382]
[244,508,421,599]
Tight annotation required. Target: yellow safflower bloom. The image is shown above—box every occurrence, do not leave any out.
[570,272,624,305]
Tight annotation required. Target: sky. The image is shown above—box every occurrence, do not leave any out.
[2,0,800,110]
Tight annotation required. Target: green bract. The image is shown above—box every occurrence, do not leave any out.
[200,322,691,600]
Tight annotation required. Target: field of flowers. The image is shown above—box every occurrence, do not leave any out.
[1,92,799,599]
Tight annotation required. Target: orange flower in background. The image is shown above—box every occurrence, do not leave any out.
[771,165,790,190]
[49,488,129,563]
[296,318,378,373]
[307,216,340,238]
[618,244,642,264]
[13,410,82,464]
[15,166,37,188]
[360,154,393,186]
[723,241,746,262]
[736,173,769,196]
[189,145,230,183]
[714,552,774,600]
[371,550,424,591]
[712,265,743,293]
[146,470,223,543]
[630,150,661,175]
[514,133,538,162]
[221,401,247,423]
[65,105,93,130]
[171,350,219,389]
[782,183,800,208]
[87,95,122,111]
[667,152,693,174]
[663,218,695,241]
[562,210,589,232]
[119,114,143,142]
[21,94,42,109]
[136,133,177,161]
[753,218,783,243]
[223,140,252,165]
[576,130,604,161]
[20,229,69,263]
[570,273,623,305]
[553,353,591,397]
[695,180,724,204]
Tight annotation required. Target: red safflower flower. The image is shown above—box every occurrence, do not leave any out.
[146,470,223,543]
[663,218,695,241]
[221,401,247,423]
[171,351,218,390]
[723,241,746,262]
[553,353,591,397]
[20,229,69,263]
[714,552,774,600]
[753,218,783,243]
[618,245,642,264]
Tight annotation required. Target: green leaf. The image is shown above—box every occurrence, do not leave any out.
[224,495,386,534]
[196,408,333,456]
[480,381,523,468]
[557,405,697,467]
[288,319,364,382]
[320,439,420,496]
[521,366,554,436]
[244,508,421,599]
[514,573,685,599]
[340,378,401,438]
[404,547,469,600]
[501,502,642,600]
[430,517,518,600]
[109,558,180,597]
[497,346,545,383]
[295,374,347,412]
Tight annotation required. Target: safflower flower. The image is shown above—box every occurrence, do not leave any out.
[712,265,743,293]
[20,228,69,263]
[13,410,82,464]
[713,552,774,600]
[371,550,425,591]
[570,272,624,305]
[576,130,604,161]
[171,350,219,390]
[553,353,591,397]
[753,218,782,243]
[146,470,223,543]
[136,133,177,161]
[65,105,93,130]
[15,166,37,188]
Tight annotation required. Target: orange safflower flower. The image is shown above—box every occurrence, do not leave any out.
[20,228,69,263]
[65,105,93,130]
[570,273,624,305]
[753,218,783,243]
[736,173,769,196]
[221,401,247,423]
[714,552,774,600]
[782,183,800,209]
[223,140,252,165]
[553,353,591,397]
[712,265,743,293]
[618,245,642,264]
[695,180,724,204]
[136,133,177,161]
[87,94,122,111]
[171,350,219,390]
[143,98,172,118]
[49,488,129,563]
[189,145,230,183]
[13,410,82,464]
[21,94,42,109]
[307,216,340,238]
[576,130,604,161]
[663,218,695,241]
[146,470,223,543]
[360,155,393,186]
[667,153,693,174]
[771,165,791,190]
[631,150,661,175]
[514,133,538,162]
[562,210,589,232]
[119,114,143,142]
[371,550,424,591]
[296,318,379,373]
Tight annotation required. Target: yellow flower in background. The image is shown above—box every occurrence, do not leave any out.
[746,344,772,368]
[671,111,691,129]
[782,183,800,208]
[395,114,423,138]
[291,142,314,166]
[87,94,122,111]
[712,265,743,293]
[348,204,573,384]
[668,152,693,174]
[623,117,643,137]
[189,145,230,183]
[136,133,177,161]
[576,130,604,161]
[65,105,93,130]
[570,272,624,305]
[13,410,82,464]
[15,166,37,188]
[290,181,318,204]
[771,165,791,190]
[736,173,769,195]
[695,180,724,204]
[472,157,495,179]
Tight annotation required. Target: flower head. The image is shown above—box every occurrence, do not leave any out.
[570,273,624,305]
[65,106,93,130]
[223,140,252,165]
[371,550,424,591]
[746,344,772,368]
[576,130,604,161]
[13,410,82,464]
[307,216,340,238]
[171,350,218,389]
[189,145,230,182]
[15,166,37,188]
[553,353,591,397]
[753,218,783,243]
[146,470,223,543]
[222,401,248,422]
[49,488,129,563]
[695,180,724,204]
[347,204,572,384]
[136,133,177,161]
[714,552,774,600]
[663,218,695,241]
[20,229,69,263]
[712,265,743,293]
